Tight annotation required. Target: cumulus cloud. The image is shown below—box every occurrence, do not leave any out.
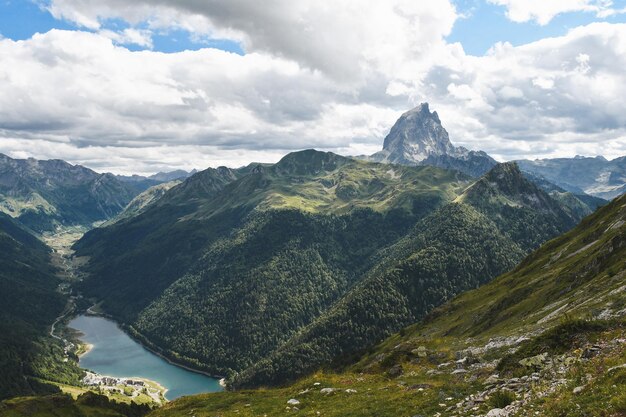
[44,0,458,81]
[488,0,625,25]
[0,1,625,173]
[425,23,626,160]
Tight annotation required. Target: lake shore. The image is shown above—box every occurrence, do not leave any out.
[68,314,223,400]
[82,371,168,404]
[83,307,226,383]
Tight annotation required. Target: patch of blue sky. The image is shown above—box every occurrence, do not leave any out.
[0,0,75,40]
[449,0,626,56]
[0,0,244,54]
[150,29,244,54]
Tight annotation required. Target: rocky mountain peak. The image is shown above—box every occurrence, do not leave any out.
[380,102,455,163]
[364,103,497,177]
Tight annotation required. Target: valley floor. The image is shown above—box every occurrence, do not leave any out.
[37,228,168,407]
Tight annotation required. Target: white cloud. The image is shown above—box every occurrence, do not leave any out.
[488,0,625,25]
[0,28,407,173]
[426,23,626,160]
[0,2,625,174]
[44,0,458,81]
[99,28,154,48]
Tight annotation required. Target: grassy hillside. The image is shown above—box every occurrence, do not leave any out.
[0,392,151,417]
[101,180,182,227]
[411,187,626,341]
[146,183,626,417]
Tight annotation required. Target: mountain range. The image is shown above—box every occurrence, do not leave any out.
[0,103,624,416]
[0,153,201,233]
[517,155,626,200]
[143,179,626,417]
[363,103,626,201]
[71,150,597,389]
[0,154,139,232]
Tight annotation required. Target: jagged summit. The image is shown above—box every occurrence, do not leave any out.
[366,103,497,177]
[377,102,455,164]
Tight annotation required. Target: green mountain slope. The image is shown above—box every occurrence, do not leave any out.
[76,151,578,386]
[230,163,587,388]
[102,180,182,226]
[147,174,626,417]
[75,151,469,374]
[0,214,82,400]
[74,152,591,389]
[0,154,138,232]
[416,188,626,341]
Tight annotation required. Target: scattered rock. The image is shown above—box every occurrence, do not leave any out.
[572,386,585,394]
[320,388,336,394]
[582,345,602,359]
[411,346,428,358]
[287,399,300,405]
[345,389,357,393]
[486,408,506,417]
[485,374,500,385]
[607,364,626,373]
[451,369,468,375]
[408,384,431,390]
[388,364,403,377]
[519,352,549,368]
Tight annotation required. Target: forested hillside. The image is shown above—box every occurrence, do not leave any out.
[0,214,82,399]
[72,151,596,388]
[75,152,467,374]
[230,162,586,388]
[148,175,626,417]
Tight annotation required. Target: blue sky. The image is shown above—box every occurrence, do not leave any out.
[450,0,626,54]
[0,0,244,54]
[2,0,624,56]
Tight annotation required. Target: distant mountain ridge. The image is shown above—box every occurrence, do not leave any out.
[149,169,198,182]
[0,153,139,232]
[517,155,626,199]
[115,169,198,192]
[362,103,625,199]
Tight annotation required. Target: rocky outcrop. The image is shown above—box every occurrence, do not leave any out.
[365,103,496,177]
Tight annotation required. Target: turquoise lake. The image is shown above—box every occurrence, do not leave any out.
[68,315,223,399]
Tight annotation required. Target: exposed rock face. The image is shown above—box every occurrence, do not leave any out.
[367,103,496,177]
[375,103,456,164]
